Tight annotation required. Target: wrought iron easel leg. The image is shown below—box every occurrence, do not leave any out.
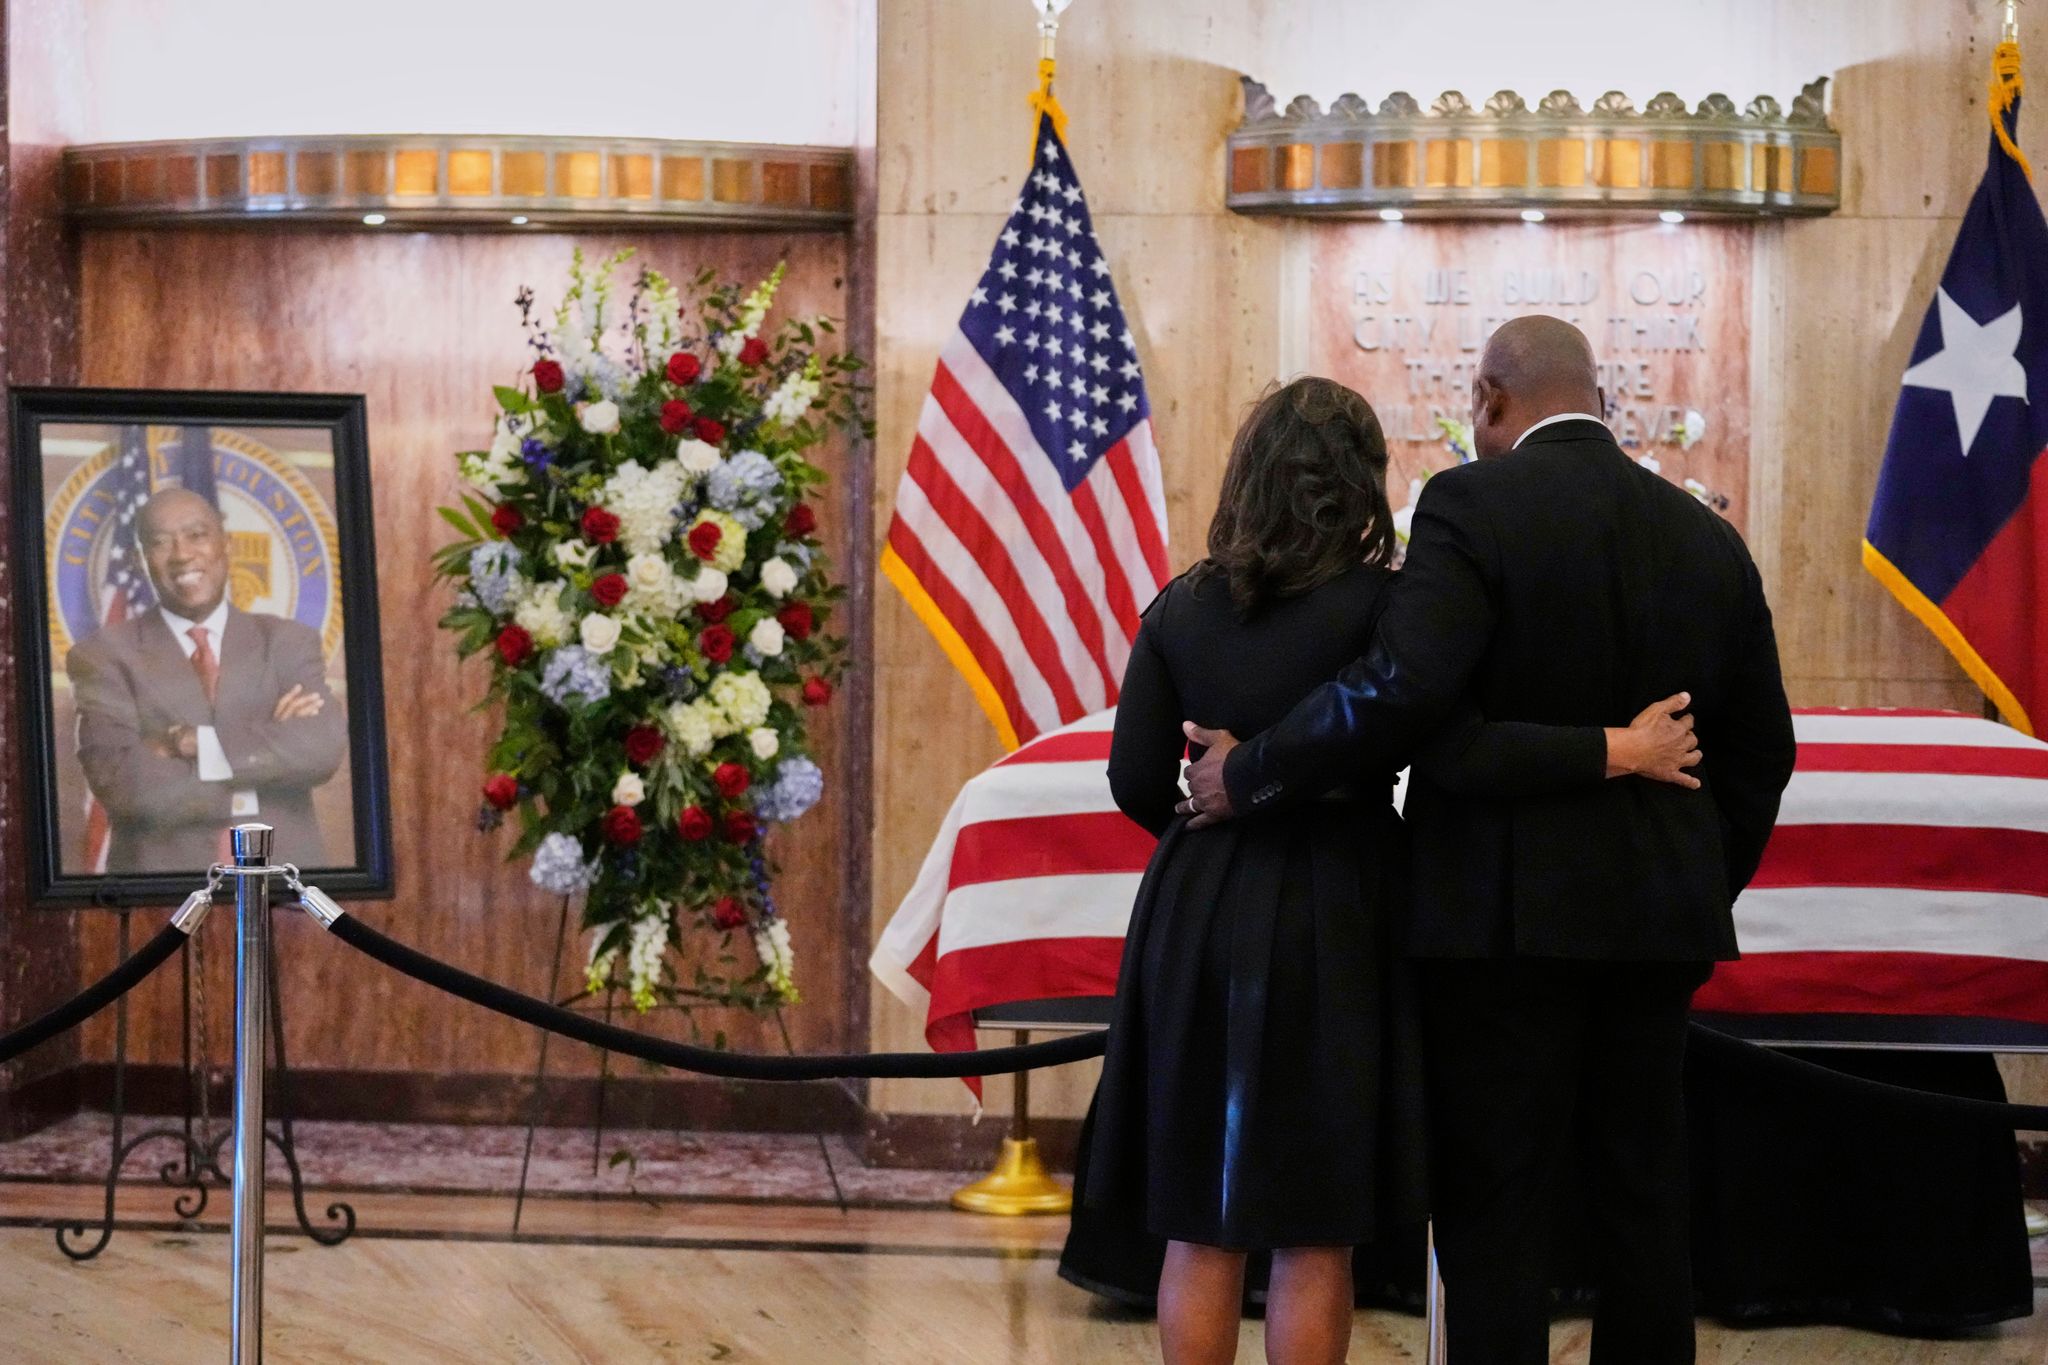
[591,986,615,1176]
[264,930,353,1245]
[512,896,572,1236]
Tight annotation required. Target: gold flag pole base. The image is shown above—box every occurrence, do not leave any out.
[2025,1206,2048,1239]
[950,1028,1073,1216]
[950,1136,1073,1216]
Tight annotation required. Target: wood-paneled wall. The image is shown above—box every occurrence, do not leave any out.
[69,228,864,1097]
[868,0,2048,1123]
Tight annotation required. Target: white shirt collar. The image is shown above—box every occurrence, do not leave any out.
[161,597,230,656]
[1512,412,1607,449]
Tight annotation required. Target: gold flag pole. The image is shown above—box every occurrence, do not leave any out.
[950,0,1084,1223]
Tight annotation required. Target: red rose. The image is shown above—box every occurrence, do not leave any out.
[602,804,643,846]
[490,503,524,536]
[495,625,534,667]
[784,503,818,537]
[623,726,665,766]
[711,896,748,930]
[678,806,714,841]
[714,762,751,799]
[659,398,694,434]
[532,358,564,393]
[580,507,620,544]
[688,520,723,561]
[802,675,833,706]
[699,624,735,664]
[723,811,757,844]
[777,602,814,641]
[666,352,702,385]
[693,416,726,445]
[482,774,519,810]
[738,337,769,367]
[696,594,735,625]
[590,572,628,608]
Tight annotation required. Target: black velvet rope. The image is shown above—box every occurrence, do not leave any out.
[0,921,188,1066]
[323,911,1107,1080]
[1687,1022,2048,1130]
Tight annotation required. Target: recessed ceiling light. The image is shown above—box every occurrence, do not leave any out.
[1378,208,1404,222]
[510,215,529,225]
[361,213,387,226]
[1520,209,1546,223]
[1660,209,1686,224]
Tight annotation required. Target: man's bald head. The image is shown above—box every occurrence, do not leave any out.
[1470,315,1605,458]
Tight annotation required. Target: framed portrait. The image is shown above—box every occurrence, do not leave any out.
[9,388,393,906]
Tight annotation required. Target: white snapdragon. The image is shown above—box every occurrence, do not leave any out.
[754,918,796,1001]
[763,363,820,426]
[580,399,621,434]
[585,935,619,995]
[611,770,646,806]
[749,727,781,761]
[554,539,597,571]
[514,582,574,647]
[758,557,799,599]
[580,612,623,655]
[627,910,668,1010]
[676,438,723,475]
[748,618,786,657]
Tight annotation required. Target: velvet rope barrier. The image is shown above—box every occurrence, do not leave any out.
[316,908,1106,1080]
[0,920,192,1066]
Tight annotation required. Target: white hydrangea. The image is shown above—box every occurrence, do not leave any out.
[675,438,723,475]
[749,727,781,760]
[748,617,786,658]
[662,698,724,757]
[754,918,796,1001]
[579,612,622,655]
[758,557,799,599]
[709,671,772,731]
[514,582,574,648]
[611,770,645,806]
[688,509,748,574]
[627,909,668,1010]
[599,459,692,556]
[624,551,691,618]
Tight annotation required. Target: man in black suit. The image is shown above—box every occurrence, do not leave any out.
[68,487,346,872]
[1181,317,1796,1363]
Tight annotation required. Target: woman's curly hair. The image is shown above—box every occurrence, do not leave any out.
[1195,377,1395,615]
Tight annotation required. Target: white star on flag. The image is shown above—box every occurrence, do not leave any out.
[1901,289,2028,455]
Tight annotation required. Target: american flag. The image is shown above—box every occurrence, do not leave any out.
[881,114,1169,751]
[80,424,159,871]
[871,707,2048,1093]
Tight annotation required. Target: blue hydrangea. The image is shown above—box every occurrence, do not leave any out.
[539,645,612,706]
[529,831,598,895]
[756,756,824,822]
[774,540,815,572]
[467,542,526,614]
[706,450,782,530]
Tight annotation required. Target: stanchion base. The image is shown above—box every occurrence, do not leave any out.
[950,1138,1072,1216]
[2026,1206,2048,1238]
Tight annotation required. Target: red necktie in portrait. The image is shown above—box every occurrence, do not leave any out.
[187,624,219,707]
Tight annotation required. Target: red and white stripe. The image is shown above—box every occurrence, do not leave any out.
[886,335,1169,746]
[872,707,2048,1072]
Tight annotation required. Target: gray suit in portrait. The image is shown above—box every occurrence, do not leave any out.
[67,607,346,873]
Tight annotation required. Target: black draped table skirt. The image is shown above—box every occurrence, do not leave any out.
[1059,1044,2036,1333]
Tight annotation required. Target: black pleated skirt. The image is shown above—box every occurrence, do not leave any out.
[1079,798,1428,1250]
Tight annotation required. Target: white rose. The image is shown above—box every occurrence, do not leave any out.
[749,617,786,657]
[690,567,729,604]
[626,552,672,592]
[759,557,799,599]
[676,438,723,474]
[580,612,623,655]
[749,727,781,760]
[580,400,621,434]
[554,539,596,570]
[611,771,646,806]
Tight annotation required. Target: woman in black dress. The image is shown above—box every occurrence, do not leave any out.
[1081,377,1699,1364]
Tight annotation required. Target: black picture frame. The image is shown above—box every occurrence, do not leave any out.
[9,387,393,906]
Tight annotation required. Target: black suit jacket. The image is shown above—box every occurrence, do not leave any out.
[1222,419,1797,962]
[67,606,346,873]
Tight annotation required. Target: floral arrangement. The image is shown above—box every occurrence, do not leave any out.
[435,250,867,1018]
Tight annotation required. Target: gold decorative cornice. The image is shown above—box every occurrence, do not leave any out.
[60,135,854,231]
[1227,76,1839,219]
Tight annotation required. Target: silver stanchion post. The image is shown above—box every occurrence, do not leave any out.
[1424,1220,1446,1364]
[228,823,274,1365]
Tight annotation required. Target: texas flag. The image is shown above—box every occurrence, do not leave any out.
[1865,53,2047,736]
